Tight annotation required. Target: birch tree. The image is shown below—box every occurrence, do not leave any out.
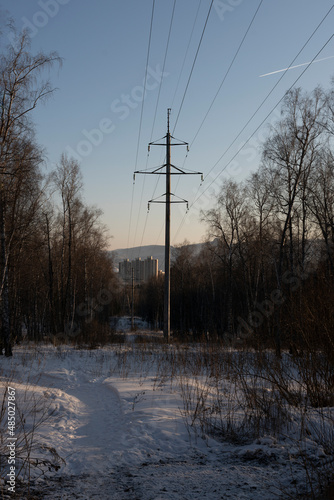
[261,88,324,355]
[0,28,61,355]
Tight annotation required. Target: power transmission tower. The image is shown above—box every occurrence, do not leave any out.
[134,108,203,342]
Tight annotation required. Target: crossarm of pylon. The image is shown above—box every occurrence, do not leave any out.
[169,135,189,147]
[148,136,189,149]
[169,165,203,176]
[134,165,167,175]
[170,193,188,204]
[148,193,188,204]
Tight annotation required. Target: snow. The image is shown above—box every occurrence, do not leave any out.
[0,341,332,499]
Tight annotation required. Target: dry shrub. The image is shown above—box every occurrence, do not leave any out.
[74,320,123,348]
[0,374,64,495]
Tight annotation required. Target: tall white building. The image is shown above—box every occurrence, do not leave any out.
[133,258,145,282]
[144,256,158,282]
[119,256,158,283]
[119,259,132,282]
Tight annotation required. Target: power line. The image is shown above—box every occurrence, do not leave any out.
[202,2,334,178]
[172,5,334,243]
[136,0,177,252]
[170,0,203,109]
[127,0,155,256]
[172,0,263,234]
[155,219,164,245]
[125,181,136,258]
[150,0,177,141]
[191,31,334,209]
[133,0,177,256]
[130,166,148,258]
[137,163,162,254]
[190,0,264,148]
[134,0,155,171]
[164,0,215,224]
[173,0,214,133]
[171,0,263,241]
[136,0,203,252]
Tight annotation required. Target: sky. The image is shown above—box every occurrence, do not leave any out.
[1,0,334,253]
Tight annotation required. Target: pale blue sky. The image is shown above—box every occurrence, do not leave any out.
[1,0,334,251]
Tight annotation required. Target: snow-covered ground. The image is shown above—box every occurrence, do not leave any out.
[0,340,333,499]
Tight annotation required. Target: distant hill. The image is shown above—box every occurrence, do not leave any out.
[110,245,166,271]
[110,242,205,272]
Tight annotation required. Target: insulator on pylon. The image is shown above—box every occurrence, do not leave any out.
[133,173,136,183]
[148,145,150,152]
[201,174,204,182]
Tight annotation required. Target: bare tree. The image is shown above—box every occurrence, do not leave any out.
[51,155,83,333]
[308,149,334,271]
[246,168,277,301]
[202,180,249,336]
[261,87,325,355]
[0,28,61,355]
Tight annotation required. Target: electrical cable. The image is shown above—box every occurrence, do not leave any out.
[127,0,155,256]
[154,0,214,245]
[190,0,264,148]
[172,0,263,220]
[133,0,176,257]
[138,157,164,249]
[150,0,177,141]
[131,165,148,257]
[191,32,334,212]
[139,0,203,250]
[199,2,334,181]
[172,4,334,243]
[170,0,202,109]
[134,0,155,172]
[126,181,136,258]
[173,0,214,134]
[138,172,162,252]
[155,220,164,246]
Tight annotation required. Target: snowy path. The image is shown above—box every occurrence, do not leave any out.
[25,360,132,491]
[28,370,285,500]
[0,346,322,499]
[27,369,140,499]
[55,378,124,474]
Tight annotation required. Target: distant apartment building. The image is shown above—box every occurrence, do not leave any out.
[119,259,132,282]
[119,256,158,283]
[144,256,159,281]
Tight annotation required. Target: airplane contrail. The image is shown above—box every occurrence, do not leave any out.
[259,55,334,77]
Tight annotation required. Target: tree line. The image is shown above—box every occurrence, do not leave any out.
[0,28,118,355]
